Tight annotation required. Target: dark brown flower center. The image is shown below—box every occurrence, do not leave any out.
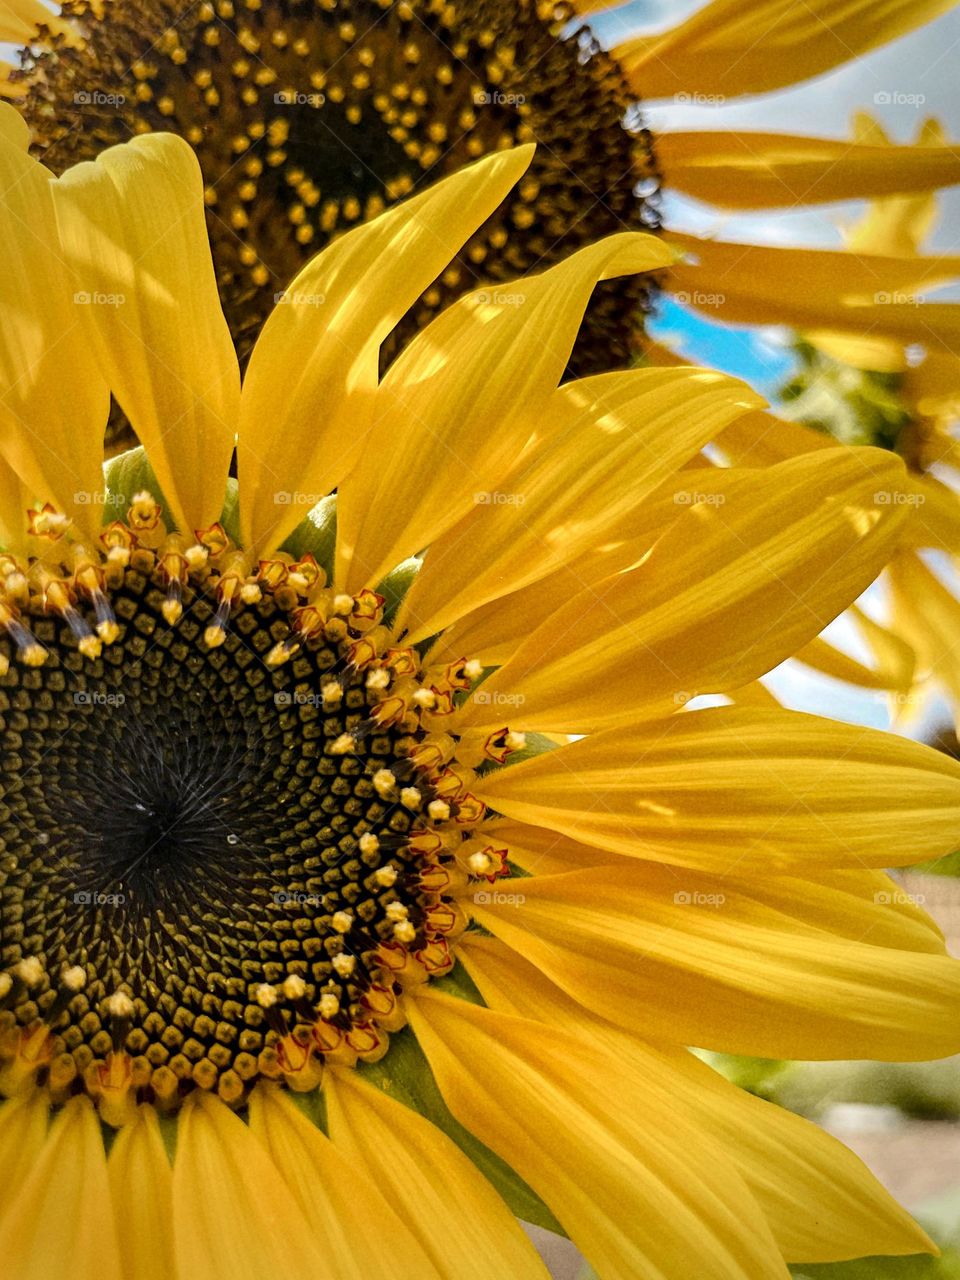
[18,0,660,450]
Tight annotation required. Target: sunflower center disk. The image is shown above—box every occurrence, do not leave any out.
[19,0,659,388]
[0,506,517,1120]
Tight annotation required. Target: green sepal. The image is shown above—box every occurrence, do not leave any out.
[790,1254,960,1280]
[157,1111,180,1163]
[376,557,422,625]
[778,340,910,453]
[287,1085,329,1132]
[584,1248,960,1280]
[357,980,566,1237]
[912,849,960,878]
[431,959,485,1007]
[280,494,337,576]
[102,446,238,540]
[102,446,173,528]
[695,1050,789,1100]
[219,476,241,546]
[580,1247,959,1279]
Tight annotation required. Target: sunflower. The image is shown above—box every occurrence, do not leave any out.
[7,0,960,405]
[7,0,660,385]
[4,108,960,1279]
[705,115,960,730]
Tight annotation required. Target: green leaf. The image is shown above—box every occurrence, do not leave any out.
[281,494,337,576]
[357,1006,565,1236]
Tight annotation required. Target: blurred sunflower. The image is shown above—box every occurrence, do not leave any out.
[4,107,960,1279]
[711,114,960,732]
[5,0,960,436]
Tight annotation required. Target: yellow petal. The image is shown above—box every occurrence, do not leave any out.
[407,988,789,1280]
[716,408,833,466]
[247,1083,442,1280]
[108,1107,174,1280]
[850,603,919,696]
[668,230,960,336]
[795,632,914,693]
[658,128,960,209]
[467,861,960,1060]
[54,133,239,534]
[614,0,955,99]
[476,704,960,873]
[806,330,909,374]
[456,449,909,733]
[0,457,31,554]
[901,475,960,552]
[425,527,655,667]
[324,1070,549,1280]
[237,145,534,554]
[567,0,622,11]
[461,935,936,1264]
[725,678,781,708]
[0,0,68,41]
[398,366,762,641]
[335,232,675,591]
[481,818,624,874]
[0,1096,122,1280]
[846,115,946,258]
[0,1091,48,1191]
[172,1091,328,1279]
[903,349,960,421]
[0,102,107,539]
[888,552,960,732]
[425,460,745,669]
